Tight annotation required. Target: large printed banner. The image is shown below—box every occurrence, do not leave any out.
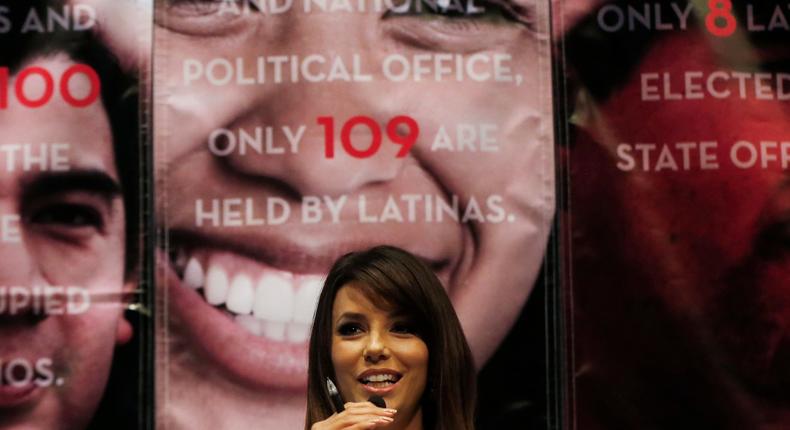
[0,0,556,429]
[0,1,149,429]
[558,0,789,428]
[153,0,555,429]
[7,0,787,429]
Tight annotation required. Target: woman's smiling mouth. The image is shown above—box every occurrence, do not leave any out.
[358,370,404,394]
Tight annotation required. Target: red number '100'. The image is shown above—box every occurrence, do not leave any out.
[318,115,420,159]
[0,64,100,109]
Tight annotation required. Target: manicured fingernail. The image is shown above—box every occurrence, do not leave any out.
[378,417,394,423]
[385,409,397,414]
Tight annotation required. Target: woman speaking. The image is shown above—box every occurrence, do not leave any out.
[305,246,476,430]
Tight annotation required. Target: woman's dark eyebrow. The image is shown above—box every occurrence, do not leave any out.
[335,312,366,324]
[20,170,122,204]
[387,310,412,319]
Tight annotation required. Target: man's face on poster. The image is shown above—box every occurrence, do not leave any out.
[0,55,130,429]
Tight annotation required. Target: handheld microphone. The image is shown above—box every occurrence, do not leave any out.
[326,378,387,413]
[368,395,386,409]
[326,378,345,413]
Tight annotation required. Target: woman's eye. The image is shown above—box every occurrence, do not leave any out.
[29,203,104,230]
[337,322,364,336]
[391,322,417,335]
[386,0,526,26]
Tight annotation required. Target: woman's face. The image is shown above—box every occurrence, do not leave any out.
[155,1,553,428]
[0,55,129,429]
[331,284,428,427]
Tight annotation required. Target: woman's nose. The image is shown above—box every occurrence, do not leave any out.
[364,332,390,363]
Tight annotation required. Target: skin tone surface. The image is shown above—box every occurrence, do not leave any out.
[143,1,554,428]
[0,55,130,429]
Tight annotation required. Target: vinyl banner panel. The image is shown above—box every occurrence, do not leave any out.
[153,0,556,428]
[0,0,149,429]
[558,0,789,428]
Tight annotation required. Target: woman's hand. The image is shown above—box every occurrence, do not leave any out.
[311,401,397,430]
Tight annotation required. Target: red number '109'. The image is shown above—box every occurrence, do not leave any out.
[318,115,420,159]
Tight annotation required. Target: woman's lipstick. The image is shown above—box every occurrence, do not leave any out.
[360,380,400,396]
[357,369,403,396]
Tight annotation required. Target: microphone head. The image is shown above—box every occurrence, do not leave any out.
[368,395,386,409]
[326,378,339,396]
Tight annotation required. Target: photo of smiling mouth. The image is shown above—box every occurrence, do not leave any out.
[165,241,324,390]
[162,221,457,391]
[0,376,40,408]
[172,249,323,346]
[0,349,55,410]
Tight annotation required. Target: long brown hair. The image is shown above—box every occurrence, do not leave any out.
[305,245,476,430]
